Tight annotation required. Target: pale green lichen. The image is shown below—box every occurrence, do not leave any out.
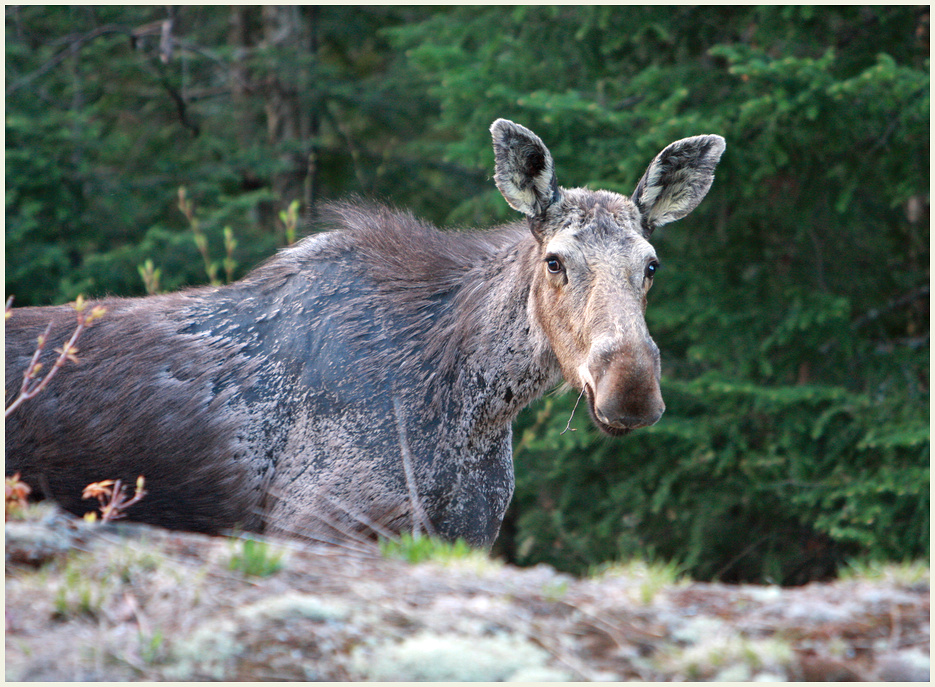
[162,619,242,680]
[662,633,794,681]
[353,631,565,681]
[237,593,349,623]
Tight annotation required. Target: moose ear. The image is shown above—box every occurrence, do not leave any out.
[631,134,726,235]
[490,119,560,219]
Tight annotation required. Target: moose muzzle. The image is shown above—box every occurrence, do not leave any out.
[579,336,665,434]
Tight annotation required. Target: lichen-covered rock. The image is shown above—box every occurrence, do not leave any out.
[5,518,929,681]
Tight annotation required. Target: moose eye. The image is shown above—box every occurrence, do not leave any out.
[645,260,660,279]
[545,256,564,274]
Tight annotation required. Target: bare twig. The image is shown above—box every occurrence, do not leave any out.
[257,481,404,555]
[711,533,771,582]
[5,296,106,418]
[818,284,929,355]
[323,106,368,189]
[178,188,219,285]
[159,73,200,137]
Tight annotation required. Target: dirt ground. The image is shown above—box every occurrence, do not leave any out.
[5,504,930,681]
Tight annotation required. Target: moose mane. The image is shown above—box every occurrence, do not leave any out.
[310,200,537,397]
[319,200,525,293]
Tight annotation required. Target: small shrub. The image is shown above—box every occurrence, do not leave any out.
[5,472,32,519]
[82,476,147,523]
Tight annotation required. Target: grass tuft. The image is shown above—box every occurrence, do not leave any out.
[379,532,476,565]
[228,537,285,577]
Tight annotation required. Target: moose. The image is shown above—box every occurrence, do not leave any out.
[6,120,725,548]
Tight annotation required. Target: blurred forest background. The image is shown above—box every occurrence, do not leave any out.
[5,6,929,584]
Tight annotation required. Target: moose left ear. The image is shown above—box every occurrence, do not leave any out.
[490,119,560,220]
[631,134,726,235]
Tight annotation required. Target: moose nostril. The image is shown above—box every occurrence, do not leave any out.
[595,404,663,429]
[596,402,665,430]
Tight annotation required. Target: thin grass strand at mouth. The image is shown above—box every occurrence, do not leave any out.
[561,387,586,435]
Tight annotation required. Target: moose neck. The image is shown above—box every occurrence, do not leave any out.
[435,227,561,430]
[217,208,563,436]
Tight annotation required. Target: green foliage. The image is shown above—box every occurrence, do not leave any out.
[7,7,928,583]
[510,369,927,584]
[227,538,284,578]
[5,6,445,305]
[392,5,927,583]
[379,532,475,565]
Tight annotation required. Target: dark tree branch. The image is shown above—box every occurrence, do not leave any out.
[160,74,201,137]
[6,24,131,96]
[818,284,929,355]
[7,14,199,137]
[852,285,929,330]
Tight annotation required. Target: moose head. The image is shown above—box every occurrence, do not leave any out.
[491,119,725,434]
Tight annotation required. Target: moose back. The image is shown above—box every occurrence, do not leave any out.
[5,120,724,547]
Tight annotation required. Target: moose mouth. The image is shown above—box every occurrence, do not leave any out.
[581,384,633,437]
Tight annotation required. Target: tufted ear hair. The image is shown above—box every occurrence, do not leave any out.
[490,119,561,220]
[631,134,726,236]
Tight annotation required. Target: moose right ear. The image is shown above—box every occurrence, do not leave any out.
[490,119,560,220]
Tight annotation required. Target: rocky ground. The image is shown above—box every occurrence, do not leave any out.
[5,504,930,682]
